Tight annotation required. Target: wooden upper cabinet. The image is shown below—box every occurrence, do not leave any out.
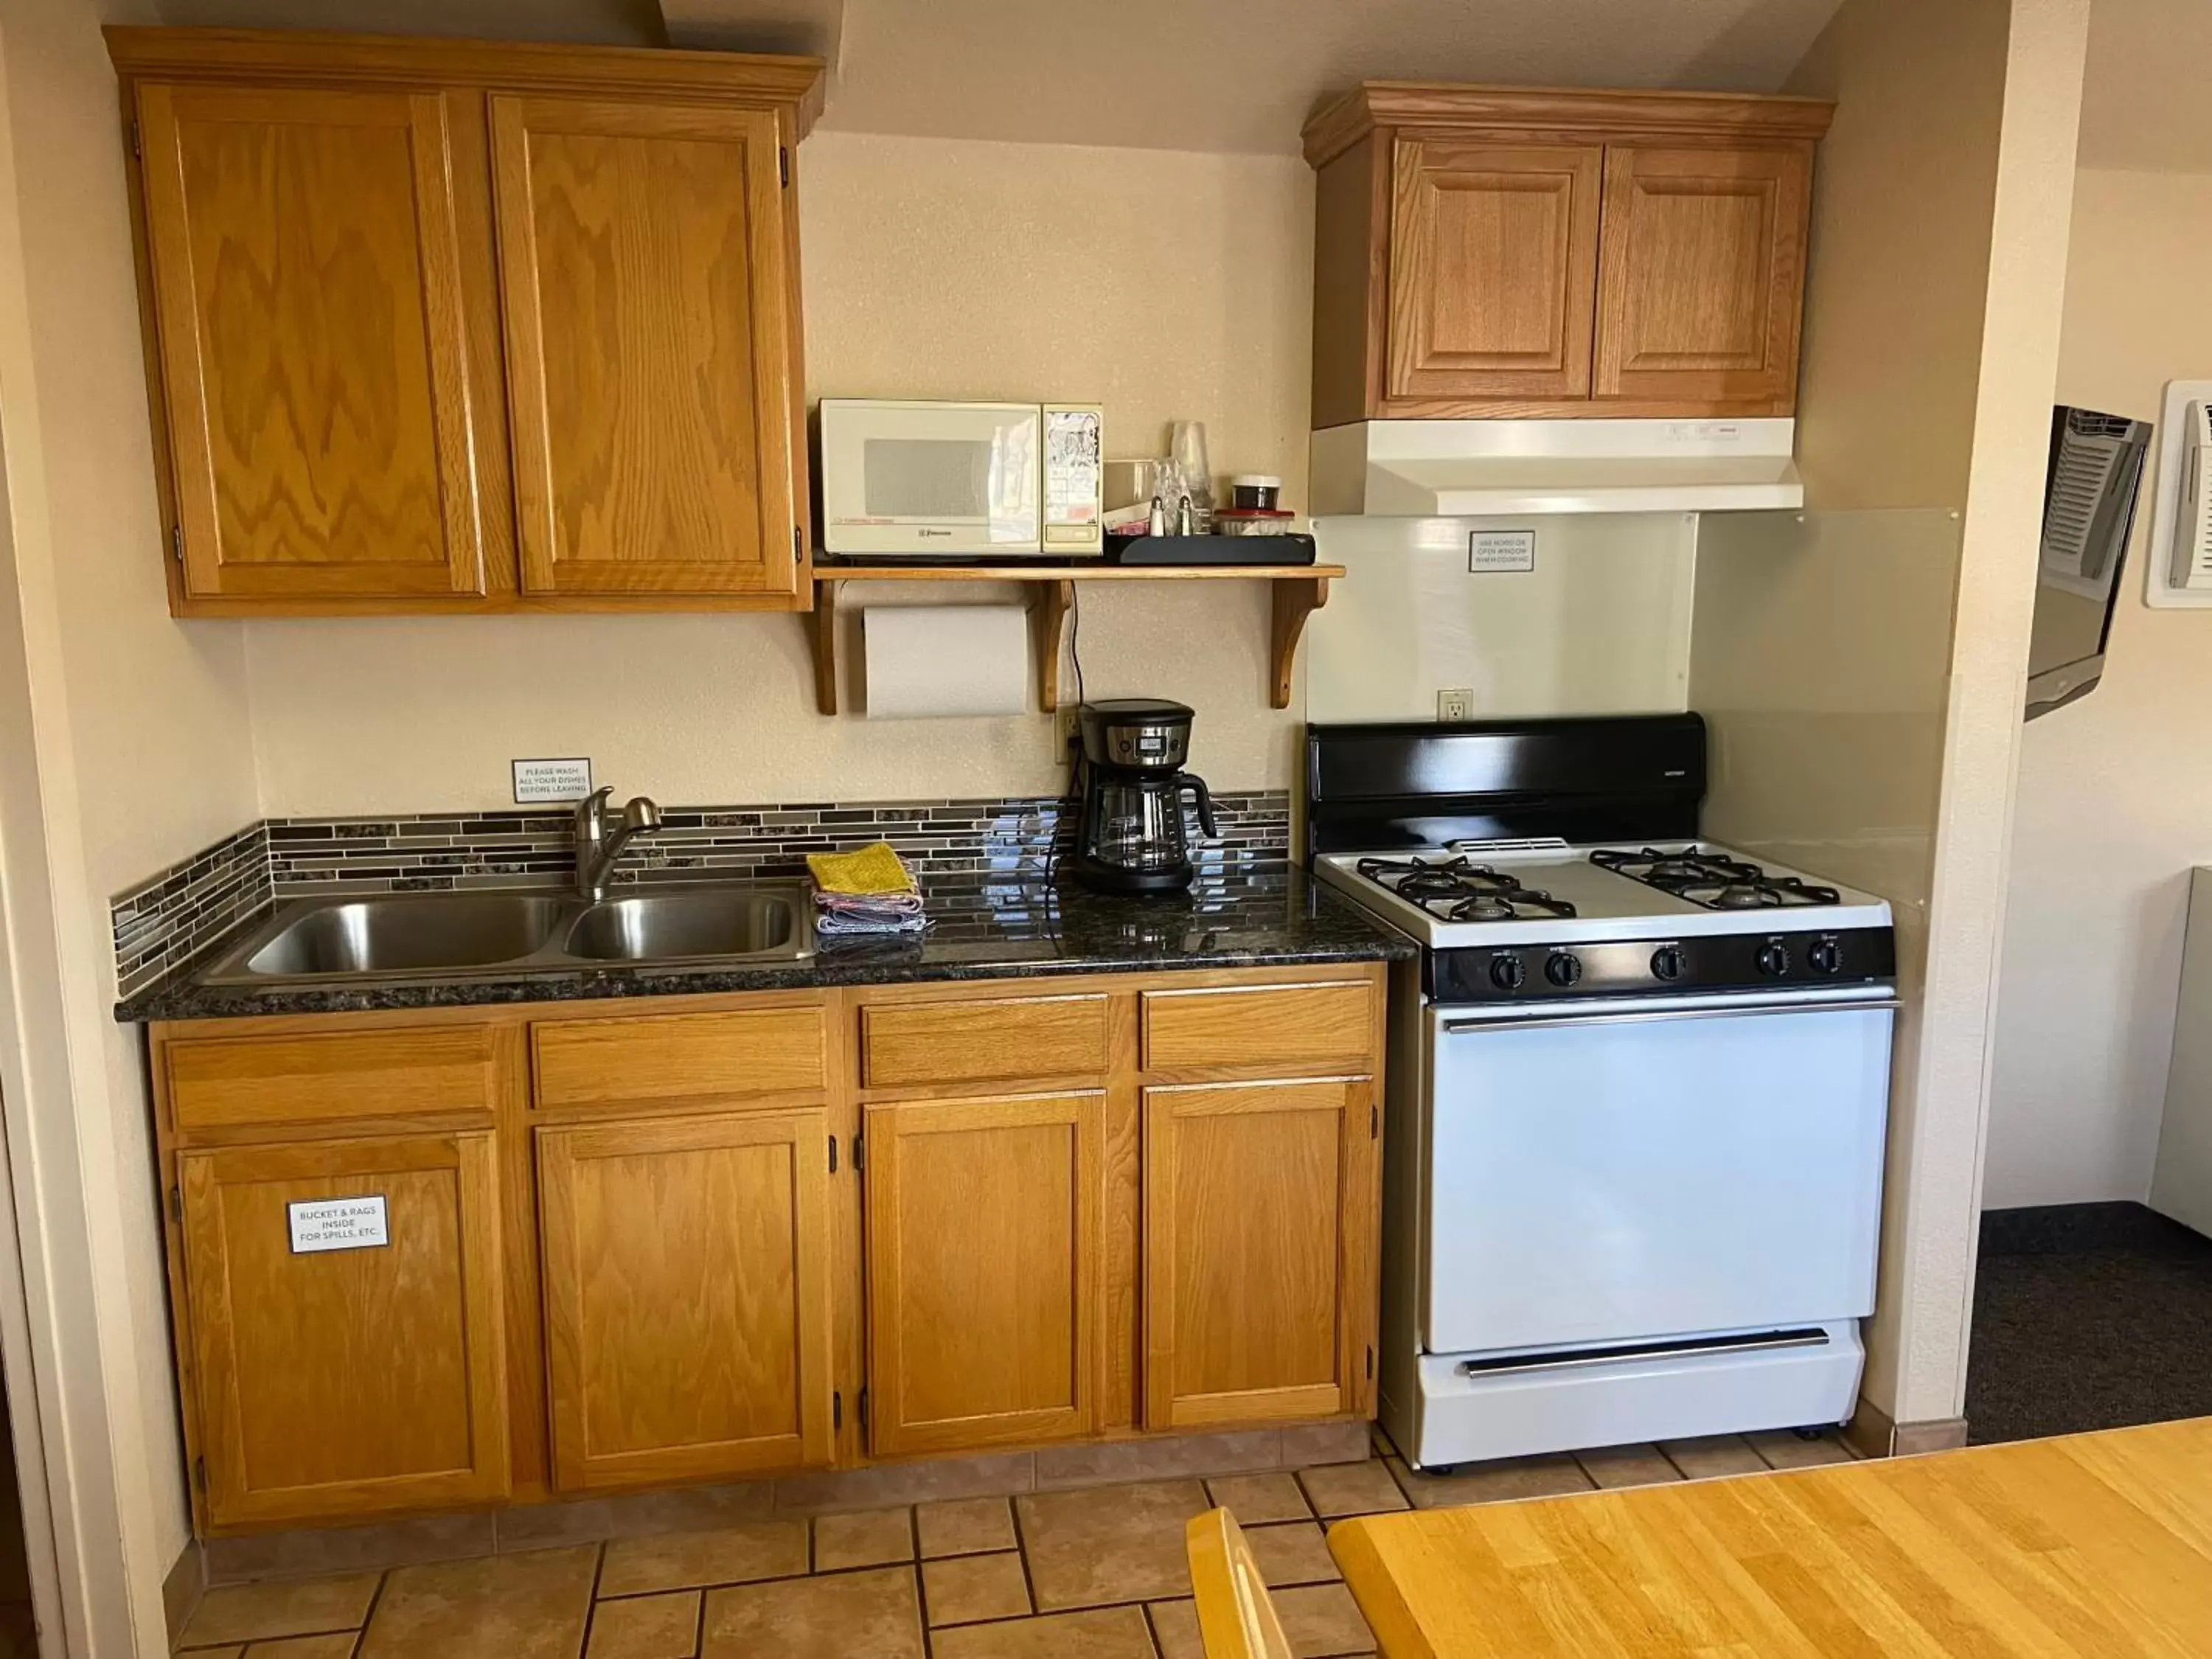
[107,29,823,616]
[1304,83,1832,422]
[535,1110,834,1490]
[134,83,494,602]
[1386,140,1601,403]
[178,1130,508,1529]
[1593,144,1811,408]
[490,96,801,600]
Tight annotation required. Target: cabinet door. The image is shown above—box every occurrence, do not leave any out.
[136,84,492,602]
[864,1093,1102,1456]
[1144,1079,1376,1429]
[1593,144,1812,410]
[490,96,801,599]
[1386,139,1603,403]
[537,1110,833,1490]
[179,1131,507,1528]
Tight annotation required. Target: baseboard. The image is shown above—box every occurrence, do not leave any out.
[162,1538,204,1647]
[1845,1395,1969,1459]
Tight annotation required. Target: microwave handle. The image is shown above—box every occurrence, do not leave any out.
[1179,773,1217,840]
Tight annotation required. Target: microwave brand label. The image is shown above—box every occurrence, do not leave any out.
[288,1195,389,1254]
[1468,531,1537,574]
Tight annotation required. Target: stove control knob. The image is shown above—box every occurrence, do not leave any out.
[1756,942,1792,978]
[1544,952,1583,988]
[1809,939,1844,975]
[1650,947,1686,982]
[1489,956,1526,992]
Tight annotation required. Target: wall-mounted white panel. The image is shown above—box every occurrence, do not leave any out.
[2143,378,2212,608]
[1305,514,1694,724]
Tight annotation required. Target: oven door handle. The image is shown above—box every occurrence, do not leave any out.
[1440,998,1902,1035]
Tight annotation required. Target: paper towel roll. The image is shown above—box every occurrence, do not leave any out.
[862,604,1030,719]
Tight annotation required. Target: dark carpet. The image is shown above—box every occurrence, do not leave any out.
[1967,1200,2212,1444]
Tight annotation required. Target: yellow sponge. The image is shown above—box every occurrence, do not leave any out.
[805,841,918,896]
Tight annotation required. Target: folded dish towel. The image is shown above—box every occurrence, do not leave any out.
[807,842,929,936]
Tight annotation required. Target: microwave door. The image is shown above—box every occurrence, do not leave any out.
[822,403,1041,555]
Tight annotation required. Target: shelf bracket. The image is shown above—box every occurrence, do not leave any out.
[1031,580,1074,712]
[1269,574,1330,709]
[809,578,841,715]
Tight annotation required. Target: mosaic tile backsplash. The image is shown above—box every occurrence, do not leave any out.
[111,791,1292,997]
[111,824,271,999]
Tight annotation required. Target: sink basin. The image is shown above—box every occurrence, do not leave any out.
[566,888,807,963]
[242,894,568,977]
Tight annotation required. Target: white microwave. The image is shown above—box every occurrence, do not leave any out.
[819,399,1103,557]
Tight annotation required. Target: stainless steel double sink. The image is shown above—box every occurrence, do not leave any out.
[201,884,813,984]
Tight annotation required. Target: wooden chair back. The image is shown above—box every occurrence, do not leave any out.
[1186,1506,1294,1659]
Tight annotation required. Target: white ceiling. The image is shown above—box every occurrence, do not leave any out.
[2077,0,2212,173]
[153,0,1849,155]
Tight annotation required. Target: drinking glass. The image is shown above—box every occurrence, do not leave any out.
[1166,421,1213,532]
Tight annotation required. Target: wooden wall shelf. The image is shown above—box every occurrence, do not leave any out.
[806,564,1344,716]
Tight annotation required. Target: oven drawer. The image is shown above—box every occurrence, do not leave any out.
[1421,996,1893,1356]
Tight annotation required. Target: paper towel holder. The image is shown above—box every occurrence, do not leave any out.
[805,563,1341,717]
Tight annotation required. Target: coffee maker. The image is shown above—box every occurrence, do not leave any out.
[1071,699,1217,895]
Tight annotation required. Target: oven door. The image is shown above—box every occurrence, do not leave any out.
[820,400,1041,556]
[1422,990,1893,1357]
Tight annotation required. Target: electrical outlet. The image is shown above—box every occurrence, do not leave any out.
[1437,688,1475,722]
[1057,707,1083,758]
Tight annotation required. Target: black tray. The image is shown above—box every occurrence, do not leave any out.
[1105,533,1316,567]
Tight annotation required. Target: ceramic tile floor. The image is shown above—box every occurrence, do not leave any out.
[173,1427,1857,1658]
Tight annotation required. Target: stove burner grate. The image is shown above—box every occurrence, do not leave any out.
[1591,847,1840,911]
[1354,855,1577,922]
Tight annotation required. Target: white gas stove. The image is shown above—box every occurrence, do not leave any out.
[1309,720,1896,1472]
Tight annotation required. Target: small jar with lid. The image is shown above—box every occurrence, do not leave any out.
[1228,474,1282,512]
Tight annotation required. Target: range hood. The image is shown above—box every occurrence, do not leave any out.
[1310,418,1804,518]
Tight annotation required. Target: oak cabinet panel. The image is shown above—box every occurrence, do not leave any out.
[165,1023,498,1132]
[1304,83,1829,420]
[531,1006,827,1111]
[1594,144,1812,408]
[136,83,493,602]
[111,30,821,616]
[859,994,1110,1090]
[863,1092,1102,1456]
[179,1130,508,1528]
[536,1110,833,1489]
[1144,1079,1377,1430]
[1140,981,1375,1075]
[491,96,801,600]
[1386,139,1601,403]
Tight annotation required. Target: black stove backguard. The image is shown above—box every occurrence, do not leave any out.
[1304,714,1707,863]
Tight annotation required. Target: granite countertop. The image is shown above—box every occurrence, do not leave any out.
[115,865,1417,1022]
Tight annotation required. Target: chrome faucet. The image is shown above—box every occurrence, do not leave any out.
[573,787,664,901]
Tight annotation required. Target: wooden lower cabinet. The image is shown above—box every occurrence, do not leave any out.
[1143,1079,1378,1430]
[178,1130,509,1528]
[862,1092,1102,1456]
[150,964,1383,1535]
[536,1110,834,1490]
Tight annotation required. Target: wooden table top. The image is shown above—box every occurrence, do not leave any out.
[1327,1419,2212,1656]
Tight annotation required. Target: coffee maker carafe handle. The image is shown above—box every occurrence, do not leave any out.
[1179,773,1217,841]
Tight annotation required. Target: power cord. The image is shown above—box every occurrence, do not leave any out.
[1048,584,1088,891]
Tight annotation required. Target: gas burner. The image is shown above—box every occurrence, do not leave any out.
[1353,855,1577,921]
[1592,847,1841,911]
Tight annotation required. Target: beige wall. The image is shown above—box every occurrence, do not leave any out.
[243,131,1315,815]
[0,0,262,1641]
[1695,0,2087,1433]
[1986,167,2212,1208]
